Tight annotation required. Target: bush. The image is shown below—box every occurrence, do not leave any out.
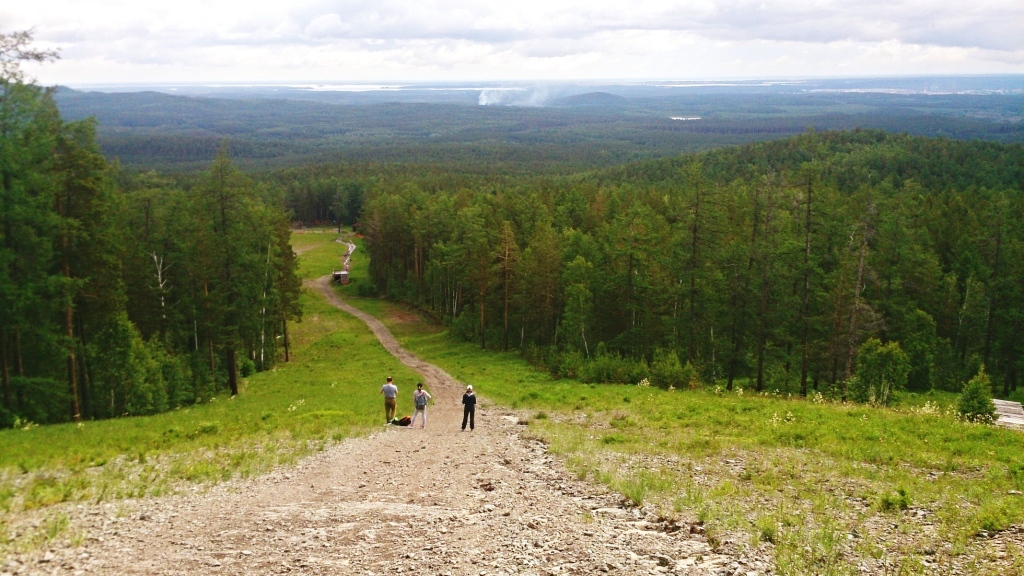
[9,377,69,424]
[556,350,585,379]
[650,349,697,389]
[90,312,168,417]
[159,348,196,408]
[958,366,996,424]
[852,338,910,406]
[239,357,257,377]
[0,405,15,429]
[580,351,649,384]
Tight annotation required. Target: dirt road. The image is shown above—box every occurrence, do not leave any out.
[2,279,742,576]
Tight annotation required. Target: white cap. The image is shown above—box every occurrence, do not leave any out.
[466,385,473,391]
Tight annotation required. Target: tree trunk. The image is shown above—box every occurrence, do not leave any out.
[56,186,81,422]
[226,348,239,396]
[1005,319,1019,396]
[843,229,869,392]
[502,239,512,352]
[503,275,510,352]
[76,314,93,420]
[983,228,1002,368]
[208,333,216,389]
[15,330,23,376]
[282,316,291,362]
[688,189,701,362]
[479,288,486,349]
[755,178,773,393]
[799,179,813,396]
[78,347,92,421]
[65,303,80,422]
[1,329,10,409]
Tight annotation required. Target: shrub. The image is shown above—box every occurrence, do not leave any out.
[0,406,14,429]
[9,377,68,424]
[92,313,175,417]
[160,350,196,408]
[580,350,649,385]
[651,349,698,389]
[852,338,910,405]
[557,350,585,379]
[876,487,911,513]
[958,366,996,424]
[239,357,257,377]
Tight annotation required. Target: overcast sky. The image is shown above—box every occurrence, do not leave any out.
[5,0,1024,85]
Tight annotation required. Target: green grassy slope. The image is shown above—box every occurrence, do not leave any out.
[0,229,412,516]
[354,285,1024,574]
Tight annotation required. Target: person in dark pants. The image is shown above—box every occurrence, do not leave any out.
[461,384,476,431]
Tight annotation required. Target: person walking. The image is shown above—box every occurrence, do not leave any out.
[411,383,431,428]
[461,384,476,431]
[381,376,398,424]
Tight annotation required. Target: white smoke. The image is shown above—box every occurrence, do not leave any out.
[478,87,549,106]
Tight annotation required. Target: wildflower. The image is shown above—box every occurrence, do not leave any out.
[637,378,651,388]
[770,412,781,428]
[14,417,37,431]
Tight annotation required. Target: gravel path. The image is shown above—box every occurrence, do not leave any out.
[2,279,742,576]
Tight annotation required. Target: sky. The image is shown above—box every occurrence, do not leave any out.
[4,0,1024,85]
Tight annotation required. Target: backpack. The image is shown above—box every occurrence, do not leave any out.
[396,415,412,426]
[415,393,428,408]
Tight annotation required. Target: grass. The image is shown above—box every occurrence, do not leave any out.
[351,282,1024,575]
[0,228,414,557]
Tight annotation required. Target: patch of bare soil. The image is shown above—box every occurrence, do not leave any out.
[2,277,753,576]
[387,309,422,324]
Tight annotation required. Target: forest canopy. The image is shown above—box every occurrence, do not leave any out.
[358,130,1024,399]
[0,40,301,427]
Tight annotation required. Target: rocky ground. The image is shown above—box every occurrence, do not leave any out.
[0,278,763,576]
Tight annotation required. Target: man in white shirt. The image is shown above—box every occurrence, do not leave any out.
[381,376,398,423]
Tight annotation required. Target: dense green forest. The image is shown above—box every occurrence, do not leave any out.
[359,130,1024,401]
[55,87,1024,172]
[0,70,301,427]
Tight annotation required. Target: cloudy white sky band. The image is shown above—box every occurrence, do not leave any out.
[4,0,1023,84]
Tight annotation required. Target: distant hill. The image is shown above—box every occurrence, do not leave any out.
[52,86,1024,172]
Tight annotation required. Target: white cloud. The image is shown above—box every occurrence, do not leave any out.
[5,0,1023,83]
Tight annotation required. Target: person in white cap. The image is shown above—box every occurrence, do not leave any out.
[461,384,476,431]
